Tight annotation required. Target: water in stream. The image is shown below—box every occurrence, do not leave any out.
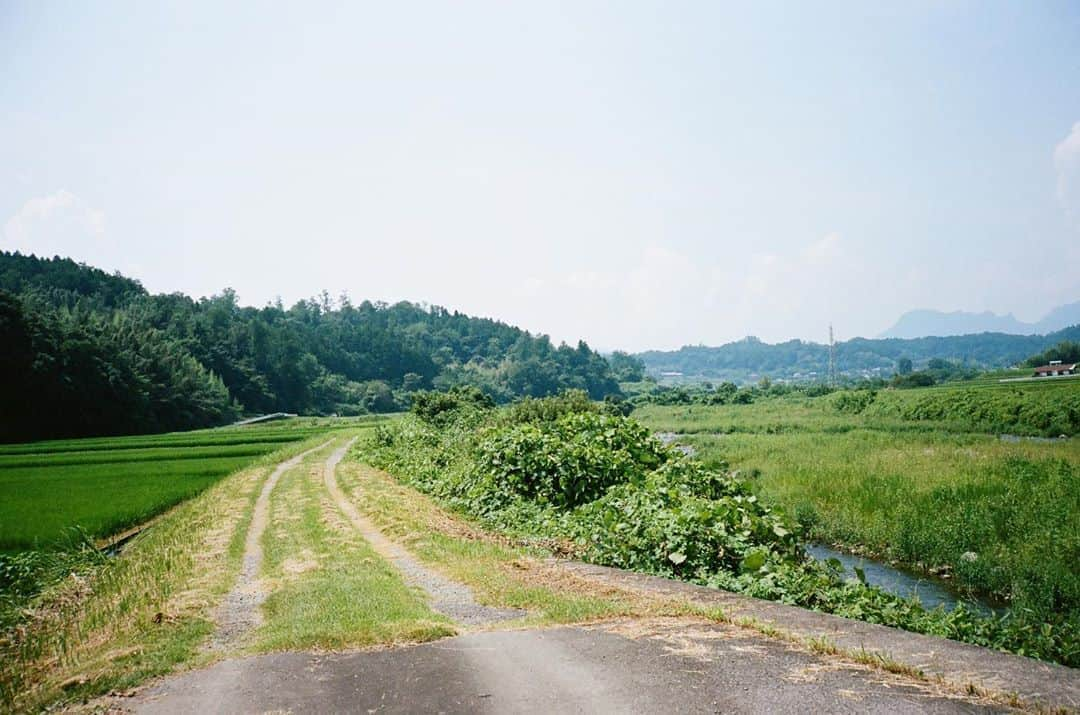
[805,544,997,615]
[650,432,1000,615]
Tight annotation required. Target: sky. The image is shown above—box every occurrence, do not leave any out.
[2,1,1079,352]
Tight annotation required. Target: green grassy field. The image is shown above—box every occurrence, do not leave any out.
[860,377,1080,436]
[0,417,386,552]
[634,381,1080,617]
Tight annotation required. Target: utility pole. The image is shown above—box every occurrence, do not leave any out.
[828,324,837,386]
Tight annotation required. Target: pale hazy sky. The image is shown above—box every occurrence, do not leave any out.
[2,2,1079,351]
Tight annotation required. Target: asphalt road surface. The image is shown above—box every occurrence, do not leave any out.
[128,620,999,714]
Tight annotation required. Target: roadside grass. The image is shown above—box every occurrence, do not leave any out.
[0,434,331,712]
[634,401,1080,613]
[254,439,454,651]
[335,457,719,626]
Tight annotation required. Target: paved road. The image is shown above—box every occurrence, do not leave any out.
[129,621,996,714]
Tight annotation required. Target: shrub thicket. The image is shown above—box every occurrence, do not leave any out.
[863,385,1080,436]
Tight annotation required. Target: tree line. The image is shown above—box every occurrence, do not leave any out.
[0,251,620,443]
[637,328,1080,384]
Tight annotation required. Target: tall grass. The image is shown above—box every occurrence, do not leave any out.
[863,380,1080,437]
[635,396,1080,618]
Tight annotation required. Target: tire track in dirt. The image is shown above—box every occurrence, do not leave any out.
[209,439,334,649]
[323,439,524,626]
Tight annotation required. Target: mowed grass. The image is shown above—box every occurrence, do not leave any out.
[0,419,376,551]
[336,457,717,626]
[255,439,454,651]
[634,395,1080,615]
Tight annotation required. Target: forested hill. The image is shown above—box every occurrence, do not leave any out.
[637,328,1080,384]
[0,252,619,442]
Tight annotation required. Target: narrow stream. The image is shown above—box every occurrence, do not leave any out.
[653,432,1001,616]
[805,543,998,615]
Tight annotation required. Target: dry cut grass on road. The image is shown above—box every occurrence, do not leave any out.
[334,456,726,627]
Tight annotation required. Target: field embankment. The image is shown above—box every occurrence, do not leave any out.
[855,379,1080,437]
[363,391,1079,667]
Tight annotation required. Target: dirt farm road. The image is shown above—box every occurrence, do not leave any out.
[117,440,1062,714]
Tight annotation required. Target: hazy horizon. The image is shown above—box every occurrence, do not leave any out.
[3,2,1079,352]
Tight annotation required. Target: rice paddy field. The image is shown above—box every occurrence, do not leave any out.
[634,379,1080,618]
[0,416,388,552]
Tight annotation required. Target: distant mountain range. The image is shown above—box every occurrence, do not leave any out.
[879,302,1080,339]
[636,325,1080,385]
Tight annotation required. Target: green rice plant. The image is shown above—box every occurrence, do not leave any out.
[0,456,261,551]
[0,419,383,551]
[0,443,280,469]
[0,415,385,457]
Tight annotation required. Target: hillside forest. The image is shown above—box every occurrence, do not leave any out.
[0,251,620,442]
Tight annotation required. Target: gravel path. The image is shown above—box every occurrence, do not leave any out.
[209,439,332,649]
[323,439,524,626]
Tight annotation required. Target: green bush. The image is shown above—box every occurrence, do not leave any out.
[410,386,494,425]
[865,385,1080,436]
[832,389,877,414]
[503,389,599,425]
[472,413,667,508]
[571,461,800,580]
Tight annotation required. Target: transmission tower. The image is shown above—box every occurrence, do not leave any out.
[828,324,837,386]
